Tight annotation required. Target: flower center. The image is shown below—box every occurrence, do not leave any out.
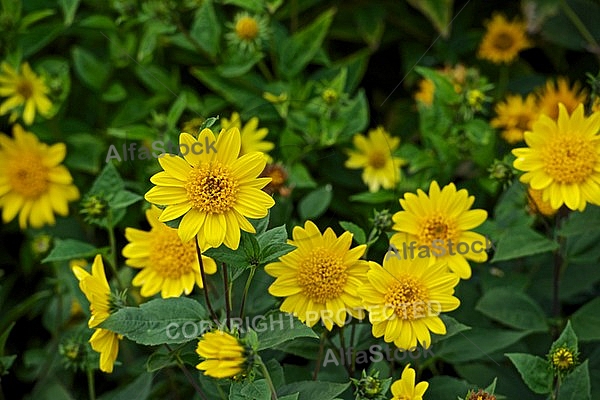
[16,79,34,99]
[235,16,259,41]
[418,213,457,247]
[384,275,429,320]
[368,150,387,169]
[7,152,49,198]
[148,225,197,279]
[515,114,530,131]
[185,162,239,213]
[552,348,574,370]
[493,32,515,51]
[297,247,347,304]
[542,135,597,184]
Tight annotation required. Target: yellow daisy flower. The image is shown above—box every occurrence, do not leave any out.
[220,112,274,162]
[345,126,407,192]
[122,206,217,298]
[144,127,275,249]
[0,124,79,229]
[390,181,488,279]
[196,330,247,379]
[264,220,370,330]
[512,103,600,211]
[491,94,538,144]
[537,77,587,120]
[225,13,269,52]
[0,62,52,125]
[527,187,557,217]
[477,14,531,64]
[414,78,435,106]
[72,255,121,373]
[359,256,459,350]
[390,364,429,400]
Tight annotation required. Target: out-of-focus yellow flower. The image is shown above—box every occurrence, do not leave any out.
[0,62,52,125]
[537,77,587,120]
[478,14,531,64]
[491,94,538,144]
[220,112,274,162]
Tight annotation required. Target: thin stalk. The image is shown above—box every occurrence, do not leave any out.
[337,326,352,376]
[258,356,279,400]
[349,322,357,374]
[313,330,327,380]
[239,265,257,320]
[195,238,219,324]
[560,0,600,59]
[86,369,96,400]
[223,263,231,331]
[106,210,125,290]
[173,352,208,400]
[552,207,570,322]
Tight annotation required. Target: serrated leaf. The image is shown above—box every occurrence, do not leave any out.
[558,360,591,400]
[506,353,553,394]
[257,225,295,264]
[100,298,208,345]
[476,287,548,332]
[42,239,98,263]
[230,380,271,400]
[257,312,318,350]
[551,320,578,352]
[339,221,366,244]
[109,190,142,209]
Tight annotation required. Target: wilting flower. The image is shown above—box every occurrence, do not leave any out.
[345,126,406,192]
[359,256,460,350]
[390,364,429,400]
[144,127,275,248]
[513,103,600,211]
[537,77,587,120]
[220,112,274,162]
[72,255,121,373]
[265,220,370,330]
[527,187,557,217]
[0,125,79,229]
[477,14,531,64]
[390,181,488,279]
[0,62,52,125]
[196,330,247,379]
[491,94,538,144]
[122,206,217,298]
[260,163,289,196]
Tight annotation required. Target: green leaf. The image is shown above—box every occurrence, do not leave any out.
[257,311,318,350]
[475,287,548,332]
[101,82,127,102]
[423,376,471,400]
[349,190,396,204]
[146,349,177,372]
[278,395,299,400]
[58,0,79,26]
[298,185,332,220]
[572,297,600,341]
[98,373,153,400]
[463,118,493,146]
[42,239,98,263]
[190,0,221,58]
[110,191,142,209]
[551,320,578,352]
[218,52,264,78]
[100,298,208,345]
[277,381,349,400]
[431,315,471,345]
[257,225,295,265]
[339,221,366,244]
[558,360,591,400]
[71,46,110,90]
[166,94,187,130]
[19,9,55,30]
[0,355,16,376]
[0,322,15,356]
[491,225,559,262]
[287,163,317,189]
[278,9,335,78]
[406,0,454,37]
[190,67,264,110]
[230,380,271,400]
[505,353,553,394]
[559,206,600,236]
[222,0,264,12]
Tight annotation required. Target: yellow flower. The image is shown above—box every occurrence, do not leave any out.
[527,187,557,217]
[358,256,460,350]
[0,125,79,229]
[390,181,488,279]
[72,255,121,373]
[345,126,407,192]
[265,220,370,330]
[0,62,52,125]
[390,364,429,400]
[414,79,435,106]
[512,103,600,211]
[220,112,274,162]
[144,127,275,249]
[226,13,269,51]
[537,77,587,120]
[196,330,246,379]
[491,94,538,144]
[122,206,217,298]
[181,117,205,135]
[551,347,575,370]
[477,14,531,64]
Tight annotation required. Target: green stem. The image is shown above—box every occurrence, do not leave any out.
[223,263,231,331]
[195,238,219,324]
[363,227,379,259]
[560,0,600,58]
[349,322,357,374]
[239,265,257,320]
[313,330,327,380]
[106,210,125,291]
[86,369,96,400]
[338,326,352,377]
[257,59,274,81]
[258,356,279,400]
[168,345,209,400]
[552,208,570,325]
